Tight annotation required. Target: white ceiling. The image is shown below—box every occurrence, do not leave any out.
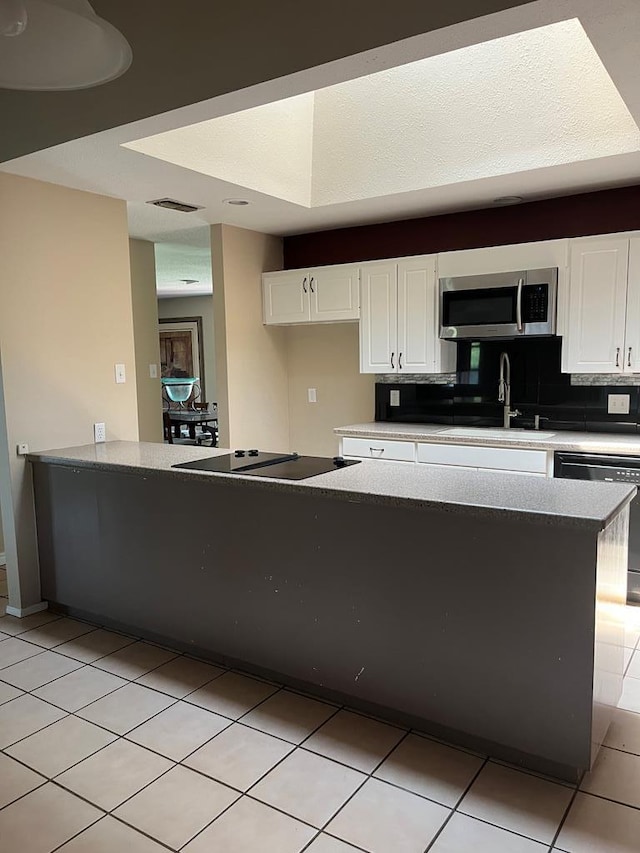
[152,231,212,299]
[1,0,640,299]
[124,19,639,209]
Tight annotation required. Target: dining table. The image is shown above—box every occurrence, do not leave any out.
[165,406,218,444]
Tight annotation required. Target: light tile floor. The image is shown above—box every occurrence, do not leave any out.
[1,582,640,851]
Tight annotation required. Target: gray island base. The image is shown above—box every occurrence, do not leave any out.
[29,442,635,783]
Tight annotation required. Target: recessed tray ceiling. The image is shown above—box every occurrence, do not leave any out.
[123,18,639,209]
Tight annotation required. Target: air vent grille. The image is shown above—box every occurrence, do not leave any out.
[147,198,203,213]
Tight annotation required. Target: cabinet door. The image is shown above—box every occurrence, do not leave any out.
[564,238,629,373]
[397,256,455,373]
[309,265,360,322]
[359,262,398,373]
[262,271,309,324]
[624,238,640,373]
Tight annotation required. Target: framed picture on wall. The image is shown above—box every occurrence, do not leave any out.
[159,316,206,401]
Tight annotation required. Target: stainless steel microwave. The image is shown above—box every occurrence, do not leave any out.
[439,267,558,340]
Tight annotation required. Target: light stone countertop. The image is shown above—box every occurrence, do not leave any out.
[335,422,640,455]
[27,441,636,531]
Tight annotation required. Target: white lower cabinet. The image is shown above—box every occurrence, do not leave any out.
[341,436,416,462]
[341,436,549,474]
[417,442,548,474]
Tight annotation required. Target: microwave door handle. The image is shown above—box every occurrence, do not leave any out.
[516,278,524,332]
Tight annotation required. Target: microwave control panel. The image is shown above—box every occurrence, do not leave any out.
[522,283,548,323]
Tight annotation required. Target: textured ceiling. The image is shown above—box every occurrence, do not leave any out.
[2,0,640,249]
[151,229,213,298]
[124,19,639,209]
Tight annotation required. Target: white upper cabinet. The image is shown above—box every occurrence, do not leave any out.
[437,240,570,277]
[564,237,630,373]
[625,238,640,373]
[309,266,360,322]
[262,270,309,325]
[360,255,454,375]
[263,265,359,325]
[359,262,397,373]
[397,257,455,374]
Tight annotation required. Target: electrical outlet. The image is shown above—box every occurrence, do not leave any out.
[608,394,630,415]
[390,389,400,407]
[114,363,126,384]
[308,388,317,403]
[149,363,158,379]
[94,422,106,443]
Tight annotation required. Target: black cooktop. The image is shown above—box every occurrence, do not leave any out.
[173,450,360,480]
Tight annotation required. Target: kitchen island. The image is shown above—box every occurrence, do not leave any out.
[29,441,635,782]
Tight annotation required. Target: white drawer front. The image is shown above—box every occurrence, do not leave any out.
[342,436,416,462]
[417,442,547,474]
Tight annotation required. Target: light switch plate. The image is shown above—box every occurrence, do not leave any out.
[608,393,630,415]
[308,388,317,403]
[115,363,126,384]
[390,389,400,407]
[149,364,158,379]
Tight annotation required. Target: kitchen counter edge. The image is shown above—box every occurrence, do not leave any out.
[26,442,635,532]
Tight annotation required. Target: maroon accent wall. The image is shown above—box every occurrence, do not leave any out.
[283,185,640,269]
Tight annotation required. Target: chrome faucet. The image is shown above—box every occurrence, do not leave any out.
[498,352,521,428]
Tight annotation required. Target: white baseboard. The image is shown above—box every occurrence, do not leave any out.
[5,601,48,618]
[0,553,5,567]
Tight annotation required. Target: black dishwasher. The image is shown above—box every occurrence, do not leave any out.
[555,452,640,602]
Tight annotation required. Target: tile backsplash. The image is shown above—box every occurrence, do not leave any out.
[376,338,640,434]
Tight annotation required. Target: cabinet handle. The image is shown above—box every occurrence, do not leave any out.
[629,347,633,368]
[516,278,524,332]
[399,352,403,370]
[616,346,621,367]
[390,352,395,369]
[370,447,385,456]
[309,276,315,293]
[302,277,308,294]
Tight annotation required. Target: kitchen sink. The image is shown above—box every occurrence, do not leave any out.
[437,427,556,440]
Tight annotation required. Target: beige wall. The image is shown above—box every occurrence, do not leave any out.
[130,239,163,442]
[286,324,375,456]
[0,173,139,612]
[209,223,374,455]
[211,224,289,451]
[158,295,216,403]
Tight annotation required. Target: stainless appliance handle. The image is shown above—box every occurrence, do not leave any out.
[390,352,395,369]
[516,278,524,332]
[302,277,307,294]
[616,347,621,367]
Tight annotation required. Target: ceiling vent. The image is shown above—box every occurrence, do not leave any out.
[147,198,204,213]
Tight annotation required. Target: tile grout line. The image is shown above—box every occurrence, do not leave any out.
[4,646,595,829]
[175,692,348,850]
[5,612,640,851]
[422,755,489,853]
[301,728,416,847]
[547,783,580,852]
